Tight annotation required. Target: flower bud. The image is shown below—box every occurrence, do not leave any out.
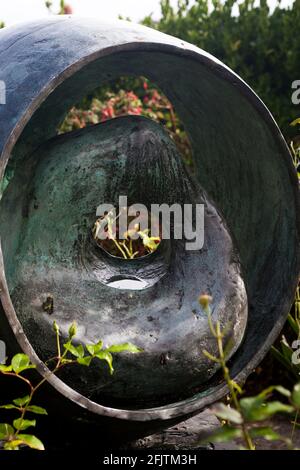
[198,294,212,311]
[68,321,77,338]
[64,4,73,14]
[53,320,59,335]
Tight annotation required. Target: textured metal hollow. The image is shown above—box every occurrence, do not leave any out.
[0,17,299,425]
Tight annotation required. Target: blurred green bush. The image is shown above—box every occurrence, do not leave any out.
[60,0,299,153]
[143,0,300,139]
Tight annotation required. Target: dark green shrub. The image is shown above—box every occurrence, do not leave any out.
[143,0,300,138]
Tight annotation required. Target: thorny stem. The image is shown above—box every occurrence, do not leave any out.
[206,307,255,450]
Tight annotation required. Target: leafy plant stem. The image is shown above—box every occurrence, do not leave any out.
[208,308,255,450]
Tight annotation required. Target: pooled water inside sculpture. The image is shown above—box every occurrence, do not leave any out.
[0,116,248,408]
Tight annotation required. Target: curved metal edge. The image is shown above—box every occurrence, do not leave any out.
[0,29,299,422]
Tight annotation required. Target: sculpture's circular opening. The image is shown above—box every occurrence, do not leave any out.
[58,75,195,171]
[106,275,148,290]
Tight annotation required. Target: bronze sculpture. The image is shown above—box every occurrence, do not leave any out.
[0,17,298,437]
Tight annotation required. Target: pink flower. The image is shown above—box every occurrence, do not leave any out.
[64,4,73,14]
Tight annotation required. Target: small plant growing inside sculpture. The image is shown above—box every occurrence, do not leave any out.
[199,294,300,450]
[0,321,142,450]
[290,118,300,175]
[93,209,161,260]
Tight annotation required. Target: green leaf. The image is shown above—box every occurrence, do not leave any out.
[0,364,12,372]
[201,425,242,443]
[249,426,282,441]
[287,313,300,336]
[93,340,103,354]
[63,343,84,358]
[86,344,95,355]
[60,358,73,366]
[95,351,114,374]
[13,395,30,407]
[211,403,243,424]
[291,118,300,127]
[0,404,18,410]
[63,342,77,356]
[272,385,292,398]
[76,344,84,358]
[86,340,103,356]
[292,383,300,407]
[258,385,291,399]
[240,396,294,422]
[17,434,45,450]
[256,401,294,418]
[4,440,22,450]
[77,356,92,366]
[0,423,14,439]
[11,354,35,374]
[271,346,297,377]
[13,418,36,431]
[239,396,263,421]
[105,342,143,354]
[26,405,48,415]
[280,336,293,363]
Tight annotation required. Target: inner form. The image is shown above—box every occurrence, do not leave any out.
[0,114,247,407]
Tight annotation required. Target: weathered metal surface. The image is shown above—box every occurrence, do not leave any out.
[0,17,299,426]
[0,116,247,407]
